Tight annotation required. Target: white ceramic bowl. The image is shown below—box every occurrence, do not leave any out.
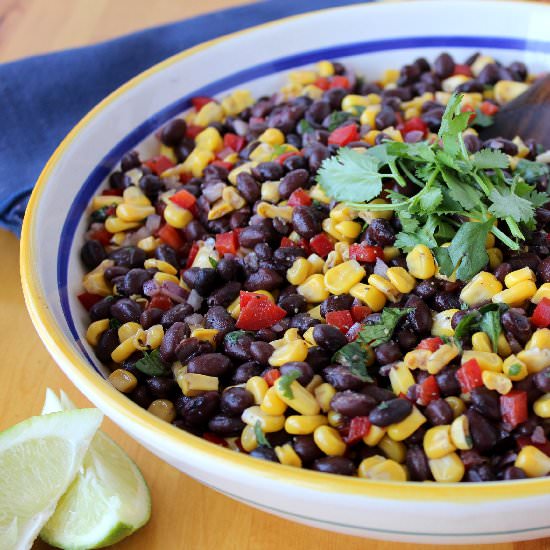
[21,0,550,544]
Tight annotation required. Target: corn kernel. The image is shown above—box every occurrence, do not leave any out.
[227,161,257,185]
[358,455,386,478]
[505,267,535,288]
[381,68,399,87]
[450,415,473,450]
[110,232,126,246]
[460,272,503,306]
[335,220,362,239]
[285,415,328,435]
[108,369,138,394]
[386,267,416,294]
[426,343,460,375]
[360,458,407,481]
[360,105,381,127]
[268,340,308,367]
[429,452,465,482]
[138,236,161,253]
[517,348,550,373]
[314,383,336,413]
[306,375,323,394]
[274,377,320,415]
[261,386,288,416]
[241,424,258,452]
[117,322,141,343]
[442,74,471,93]
[497,332,512,358]
[406,245,436,280]
[260,180,280,203]
[389,362,415,396]
[222,186,246,210]
[368,274,400,303]
[176,372,218,396]
[492,280,537,306]
[445,396,466,418]
[221,89,254,116]
[316,60,334,77]
[313,425,346,456]
[207,199,234,221]
[482,370,512,394]
[363,425,387,446]
[144,258,178,275]
[104,216,140,234]
[86,319,110,346]
[424,425,456,459]
[182,148,216,177]
[327,409,345,428]
[471,55,494,76]
[487,247,503,270]
[322,218,346,242]
[534,394,550,419]
[431,309,459,337]
[515,445,550,478]
[283,328,300,342]
[461,350,503,372]
[307,254,325,274]
[403,349,431,371]
[190,328,219,347]
[287,258,312,286]
[123,186,151,206]
[363,130,381,146]
[323,260,365,295]
[378,436,406,463]
[297,274,330,303]
[274,443,302,467]
[329,203,356,223]
[532,284,550,305]
[111,337,137,363]
[387,407,427,442]
[195,101,224,126]
[472,332,492,353]
[502,356,528,381]
[195,127,223,152]
[350,283,386,311]
[246,376,269,405]
[259,127,285,146]
[527,329,550,350]
[494,80,529,104]
[91,195,123,210]
[241,406,285,433]
[249,142,274,163]
[164,201,194,228]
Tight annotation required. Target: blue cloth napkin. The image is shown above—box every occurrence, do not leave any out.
[0,0,373,235]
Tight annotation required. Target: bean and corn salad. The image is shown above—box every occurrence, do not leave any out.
[79,52,550,483]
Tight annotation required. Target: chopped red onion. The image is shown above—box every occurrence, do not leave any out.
[187,289,203,311]
[143,279,160,297]
[531,426,546,444]
[374,257,389,278]
[232,119,248,136]
[185,313,204,327]
[202,182,225,203]
[160,281,187,304]
[146,214,161,233]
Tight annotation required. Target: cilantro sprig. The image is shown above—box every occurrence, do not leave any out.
[317,92,550,281]
[277,371,301,399]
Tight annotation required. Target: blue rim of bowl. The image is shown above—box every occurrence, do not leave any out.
[55,34,550,537]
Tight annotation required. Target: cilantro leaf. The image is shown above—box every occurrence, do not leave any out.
[358,307,412,348]
[327,111,352,132]
[438,93,471,159]
[472,109,494,127]
[254,421,271,448]
[277,371,301,399]
[516,159,550,183]
[298,119,315,134]
[409,187,443,214]
[332,342,374,382]
[472,149,509,170]
[317,148,383,202]
[488,188,534,223]
[440,167,482,210]
[225,330,252,345]
[479,309,501,353]
[134,349,170,376]
[208,257,218,268]
[109,318,122,330]
[453,311,481,341]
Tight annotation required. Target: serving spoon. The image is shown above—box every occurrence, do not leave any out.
[478,74,550,149]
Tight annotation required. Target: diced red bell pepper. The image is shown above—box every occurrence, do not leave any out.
[280,236,298,248]
[157,224,184,250]
[144,155,175,176]
[239,291,270,309]
[417,337,444,352]
[501,390,528,429]
[192,96,215,111]
[185,124,205,140]
[417,375,440,406]
[461,104,476,124]
[309,233,334,258]
[325,310,354,334]
[147,294,173,311]
[351,305,371,323]
[101,188,123,196]
[287,188,312,207]
[211,160,234,171]
[88,227,112,246]
[328,124,359,147]
[264,368,281,387]
[453,64,473,77]
[296,238,312,255]
[77,292,103,311]
[215,231,239,256]
[329,75,350,89]
[170,188,197,210]
[277,151,301,165]
[236,294,287,331]
[480,101,499,116]
[517,436,550,456]
[349,244,384,263]
[223,133,246,152]
[185,242,200,268]
[202,432,229,447]
[313,77,330,90]
[346,322,363,342]
[456,359,483,393]
[532,298,550,328]
[403,117,428,138]
[344,416,371,445]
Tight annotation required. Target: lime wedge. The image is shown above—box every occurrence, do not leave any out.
[0,407,102,550]
[40,390,151,549]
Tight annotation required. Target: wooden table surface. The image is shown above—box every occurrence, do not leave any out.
[1,1,549,549]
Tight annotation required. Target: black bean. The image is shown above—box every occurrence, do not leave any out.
[224,332,254,362]
[109,171,131,189]
[477,63,500,85]
[375,106,397,130]
[232,361,263,384]
[160,322,189,362]
[104,266,129,283]
[238,225,274,249]
[451,310,469,330]
[215,256,243,283]
[537,258,550,283]
[236,172,260,203]
[184,220,207,242]
[182,267,219,296]
[323,365,365,391]
[456,80,484,94]
[161,303,193,328]
[290,313,319,333]
[396,329,418,351]
[323,87,347,109]
[244,268,284,292]
[292,435,323,463]
[119,268,152,296]
[187,353,232,377]
[503,466,527,480]
[278,169,309,199]
[292,206,321,240]
[155,244,179,267]
[422,107,445,132]
[207,281,241,308]
[205,306,237,334]
[81,240,106,270]
[208,415,245,437]
[365,219,395,247]
[160,118,187,146]
[306,346,331,371]
[515,374,543,404]
[95,328,119,363]
[330,391,376,417]
[140,307,164,330]
[89,297,115,321]
[375,342,402,365]
[120,150,141,172]
[406,446,432,481]
[280,362,314,386]
[108,246,146,269]
[501,310,532,345]
[466,463,495,482]
[397,64,421,86]
[305,100,331,124]
[320,295,354,317]
[534,368,550,393]
[463,133,482,154]
[147,377,177,399]
[369,398,412,427]
[220,387,255,416]
[273,246,308,268]
[110,298,141,324]
[482,138,518,156]
[175,391,220,427]
[278,293,307,315]
[436,367,461,397]
[139,174,164,200]
[508,253,540,272]
[433,292,461,312]
[241,342,271,367]
[508,61,528,81]
[405,295,432,335]
[470,387,501,421]
[467,409,498,453]
[130,385,153,409]
[494,262,512,284]
[250,447,279,462]
[425,399,454,426]
[433,52,455,78]
[311,456,355,476]
[313,325,347,352]
[361,384,395,404]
